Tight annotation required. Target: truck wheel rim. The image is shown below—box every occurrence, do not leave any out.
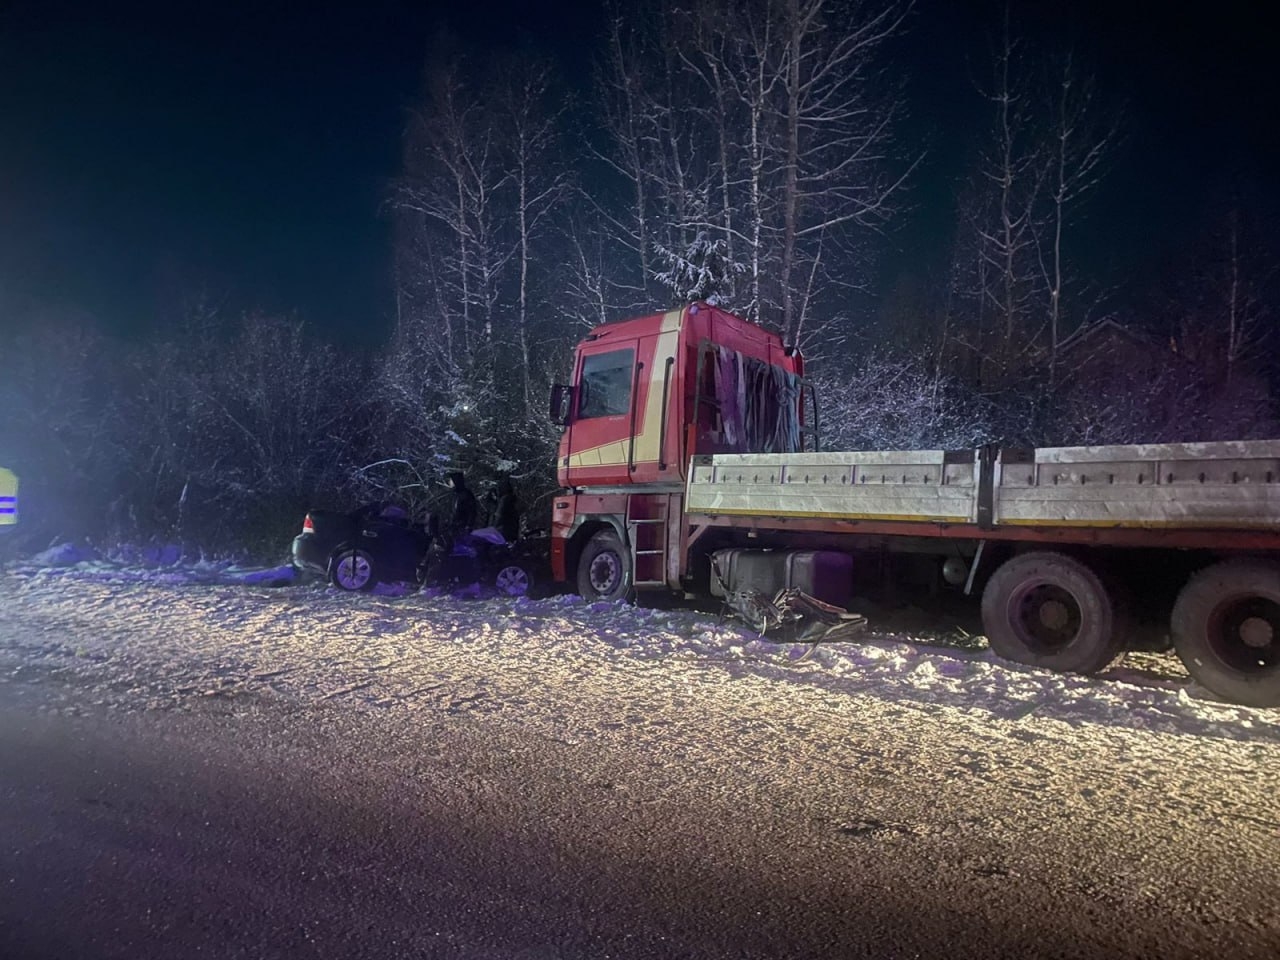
[1208,597,1280,674]
[1010,582,1081,653]
[336,554,371,589]
[495,565,530,596]
[589,552,621,595]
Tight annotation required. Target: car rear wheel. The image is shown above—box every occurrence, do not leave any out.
[493,562,535,597]
[331,548,377,592]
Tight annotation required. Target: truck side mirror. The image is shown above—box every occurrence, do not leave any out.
[549,384,575,425]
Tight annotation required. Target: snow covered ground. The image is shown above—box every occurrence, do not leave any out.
[3,545,1277,745]
[4,546,1280,958]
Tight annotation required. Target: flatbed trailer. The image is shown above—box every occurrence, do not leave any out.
[549,303,1280,706]
[685,442,1280,552]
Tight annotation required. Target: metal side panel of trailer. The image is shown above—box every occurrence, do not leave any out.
[994,440,1280,529]
[685,450,979,524]
[685,441,1280,535]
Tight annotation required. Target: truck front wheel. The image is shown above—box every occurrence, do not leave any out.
[1171,560,1280,707]
[981,551,1124,675]
[577,530,632,602]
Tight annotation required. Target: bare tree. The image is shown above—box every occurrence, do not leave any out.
[943,10,1123,431]
[659,0,912,345]
[561,208,615,330]
[971,5,1047,372]
[1220,207,1273,382]
[593,6,664,305]
[695,0,783,322]
[1043,52,1120,382]
[388,49,585,500]
[1164,196,1276,387]
[774,0,913,346]
[394,56,511,377]
[500,59,570,418]
[677,0,745,306]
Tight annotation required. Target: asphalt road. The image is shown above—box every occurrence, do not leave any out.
[2,665,1278,960]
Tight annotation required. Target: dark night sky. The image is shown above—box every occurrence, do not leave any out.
[1,0,1275,344]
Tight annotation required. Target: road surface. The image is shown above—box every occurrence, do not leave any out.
[1,572,1278,958]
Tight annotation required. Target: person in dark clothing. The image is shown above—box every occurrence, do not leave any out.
[445,471,478,540]
[493,477,521,543]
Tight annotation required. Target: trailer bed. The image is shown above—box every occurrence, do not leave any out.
[685,441,1280,539]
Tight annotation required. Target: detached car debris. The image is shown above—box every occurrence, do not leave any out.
[711,553,867,644]
[722,586,868,644]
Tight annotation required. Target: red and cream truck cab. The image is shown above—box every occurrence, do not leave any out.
[548,301,813,601]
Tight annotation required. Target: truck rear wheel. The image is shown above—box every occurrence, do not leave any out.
[577,530,632,602]
[981,551,1123,674]
[1171,560,1280,707]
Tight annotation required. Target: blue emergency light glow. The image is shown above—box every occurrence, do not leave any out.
[0,480,16,522]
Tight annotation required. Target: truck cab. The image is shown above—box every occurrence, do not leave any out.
[548,303,811,597]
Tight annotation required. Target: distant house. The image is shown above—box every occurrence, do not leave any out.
[1057,318,1183,387]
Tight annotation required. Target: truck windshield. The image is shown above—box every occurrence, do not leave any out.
[578,348,634,419]
[696,345,803,454]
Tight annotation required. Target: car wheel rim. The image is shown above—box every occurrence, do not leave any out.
[1208,596,1280,674]
[495,565,530,596]
[589,551,621,596]
[336,554,370,589]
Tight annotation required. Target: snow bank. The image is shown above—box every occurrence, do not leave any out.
[13,544,298,587]
[2,558,1277,746]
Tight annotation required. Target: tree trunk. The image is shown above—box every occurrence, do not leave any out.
[781,0,802,343]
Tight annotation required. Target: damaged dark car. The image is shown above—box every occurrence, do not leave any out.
[291,502,546,596]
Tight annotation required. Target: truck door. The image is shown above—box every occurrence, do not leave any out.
[563,339,641,487]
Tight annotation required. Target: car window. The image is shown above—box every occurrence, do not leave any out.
[578,348,635,419]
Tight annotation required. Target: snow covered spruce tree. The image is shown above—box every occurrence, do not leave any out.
[652,222,742,306]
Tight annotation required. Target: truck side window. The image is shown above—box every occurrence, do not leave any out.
[577,348,634,419]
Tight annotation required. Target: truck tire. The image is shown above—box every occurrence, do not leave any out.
[981,551,1123,674]
[577,530,632,602]
[1170,559,1280,707]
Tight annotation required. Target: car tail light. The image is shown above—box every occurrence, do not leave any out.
[302,514,315,534]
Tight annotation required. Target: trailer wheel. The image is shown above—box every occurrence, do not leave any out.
[576,530,632,602]
[981,552,1123,674]
[1171,560,1280,707]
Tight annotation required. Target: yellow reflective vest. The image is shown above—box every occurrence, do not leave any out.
[0,468,16,525]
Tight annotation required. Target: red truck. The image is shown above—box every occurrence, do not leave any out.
[548,302,1280,707]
